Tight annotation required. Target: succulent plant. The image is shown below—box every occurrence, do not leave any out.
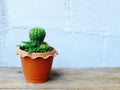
[18,27,52,53]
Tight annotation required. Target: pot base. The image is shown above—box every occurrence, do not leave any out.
[25,77,49,83]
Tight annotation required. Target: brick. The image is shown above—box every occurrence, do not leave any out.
[6,0,65,29]
[69,0,120,32]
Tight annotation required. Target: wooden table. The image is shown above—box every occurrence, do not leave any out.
[0,67,120,90]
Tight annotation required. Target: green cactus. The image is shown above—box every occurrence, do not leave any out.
[39,43,52,52]
[29,27,46,44]
[18,27,53,53]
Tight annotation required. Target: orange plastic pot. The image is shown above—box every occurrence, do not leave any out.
[21,57,53,83]
[16,49,57,83]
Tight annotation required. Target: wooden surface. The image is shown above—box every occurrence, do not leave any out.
[0,67,120,90]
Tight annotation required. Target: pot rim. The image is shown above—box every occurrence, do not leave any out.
[16,48,58,59]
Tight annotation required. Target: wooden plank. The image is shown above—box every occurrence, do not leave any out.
[0,67,120,90]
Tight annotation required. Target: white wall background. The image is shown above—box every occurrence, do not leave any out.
[0,0,120,67]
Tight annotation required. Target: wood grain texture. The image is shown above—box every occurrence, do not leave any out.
[0,67,120,90]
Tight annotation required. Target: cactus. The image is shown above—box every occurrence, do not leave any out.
[18,27,52,53]
[29,27,46,44]
[39,42,52,52]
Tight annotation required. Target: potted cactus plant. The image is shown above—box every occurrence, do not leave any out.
[16,27,58,83]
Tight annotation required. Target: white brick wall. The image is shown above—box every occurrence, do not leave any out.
[6,0,66,29]
[0,0,8,66]
[69,0,120,32]
[0,0,120,67]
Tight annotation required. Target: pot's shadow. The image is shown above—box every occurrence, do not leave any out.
[49,70,62,81]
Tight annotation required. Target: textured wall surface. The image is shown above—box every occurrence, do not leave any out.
[0,0,120,67]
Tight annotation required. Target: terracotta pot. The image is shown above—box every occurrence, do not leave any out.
[16,48,58,83]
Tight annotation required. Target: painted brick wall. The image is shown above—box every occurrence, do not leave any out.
[0,0,120,67]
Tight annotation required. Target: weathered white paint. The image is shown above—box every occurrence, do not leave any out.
[0,0,8,66]
[0,0,120,67]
